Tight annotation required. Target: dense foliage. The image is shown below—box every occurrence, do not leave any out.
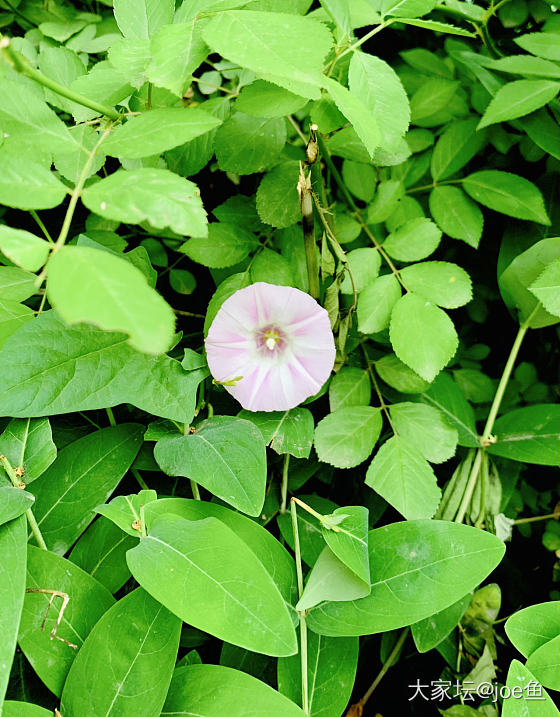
[0,0,558,715]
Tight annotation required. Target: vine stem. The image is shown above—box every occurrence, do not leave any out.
[291,498,309,715]
[280,454,290,514]
[0,454,48,550]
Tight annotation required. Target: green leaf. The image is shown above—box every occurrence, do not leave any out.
[0,516,26,712]
[0,418,56,485]
[478,80,559,129]
[278,632,358,717]
[202,11,332,99]
[324,77,380,158]
[348,51,410,151]
[503,660,559,717]
[297,546,370,611]
[306,519,505,635]
[505,601,560,658]
[238,408,314,459]
[0,154,68,210]
[463,170,550,225]
[529,260,560,317]
[147,21,209,96]
[214,113,286,175]
[108,37,151,88]
[485,54,559,79]
[96,490,157,537]
[399,261,473,309]
[31,424,143,554]
[113,0,174,39]
[0,268,36,302]
[410,79,459,124]
[390,293,459,382]
[237,81,307,119]
[514,33,559,62]
[389,402,458,463]
[420,372,479,448]
[0,299,34,349]
[412,593,471,652]
[82,168,208,237]
[340,248,381,295]
[429,186,483,249]
[48,245,175,355]
[395,18,475,36]
[0,487,34,526]
[103,108,221,159]
[2,702,52,717]
[383,218,442,261]
[366,435,441,519]
[329,367,371,412]
[0,227,50,272]
[500,238,560,328]
[314,406,382,469]
[0,312,205,424]
[18,546,115,697]
[162,664,306,716]
[60,588,181,717]
[526,636,560,692]
[256,162,301,228]
[322,505,370,584]
[381,0,438,18]
[488,404,559,466]
[430,117,487,181]
[180,223,256,268]
[357,274,402,334]
[69,62,134,123]
[375,353,431,394]
[367,179,405,223]
[154,416,267,516]
[278,494,339,568]
[127,514,297,656]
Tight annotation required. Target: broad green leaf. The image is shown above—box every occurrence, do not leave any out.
[69,62,134,123]
[47,245,175,355]
[2,703,52,717]
[0,299,34,348]
[410,78,459,124]
[390,293,459,382]
[38,46,86,115]
[278,494,339,568]
[322,505,370,584]
[237,81,307,119]
[478,80,559,129]
[500,238,560,328]
[256,162,301,228]
[202,11,332,99]
[430,117,487,181]
[147,21,209,96]
[485,54,559,79]
[0,154,68,210]
[18,547,115,697]
[82,168,208,237]
[127,514,297,656]
[340,248,381,295]
[367,179,405,223]
[180,223,256,268]
[0,227,50,272]
[412,593,471,652]
[389,402,458,463]
[328,367,371,412]
[399,261,473,309]
[0,516,26,711]
[278,632,358,717]
[526,636,560,692]
[357,274,402,334]
[108,37,151,88]
[383,218,442,261]
[420,372,479,448]
[395,18,475,35]
[306,520,505,635]
[429,186,483,249]
[0,268,36,302]
[514,33,559,62]
[505,601,560,658]
[348,51,410,150]
[60,589,181,717]
[154,416,267,516]
[463,170,550,225]
[238,408,314,459]
[113,0,174,39]
[297,546,370,611]
[31,424,143,554]
[214,113,286,174]
[324,77,380,158]
[144,497,297,604]
[0,418,56,485]
[381,0,438,18]
[375,353,431,394]
[69,516,136,594]
[314,406,382,469]
[103,108,221,159]
[0,312,205,423]
[503,660,559,717]
[365,435,441,519]
[162,664,306,716]
[0,487,34,526]
[96,490,157,536]
[488,404,559,466]
[529,260,560,317]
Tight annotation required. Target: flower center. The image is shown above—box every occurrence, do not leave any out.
[255,325,287,360]
[263,329,280,351]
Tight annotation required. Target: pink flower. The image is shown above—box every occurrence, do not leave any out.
[205,282,336,411]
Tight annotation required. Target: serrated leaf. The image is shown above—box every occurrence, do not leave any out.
[236,81,307,119]
[214,113,286,175]
[0,227,50,272]
[0,154,68,210]
[529,260,560,317]
[256,162,301,228]
[314,406,382,469]
[389,402,458,463]
[478,80,559,129]
[0,268,36,302]
[357,274,402,334]
[180,223,256,268]
[429,186,483,249]
[113,0,174,39]
[324,77,380,158]
[375,353,431,394]
[340,248,381,295]
[384,218,442,261]
[238,408,314,458]
[399,261,473,309]
[514,33,559,62]
[329,367,371,412]
[0,299,34,349]
[147,21,209,96]
[395,18,475,35]
[430,117,487,181]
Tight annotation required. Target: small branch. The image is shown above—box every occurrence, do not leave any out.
[291,499,309,715]
[0,454,48,550]
[361,344,395,431]
[280,454,290,514]
[514,511,560,525]
[132,468,149,491]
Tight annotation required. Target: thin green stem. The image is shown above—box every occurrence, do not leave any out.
[406,178,464,195]
[336,20,396,62]
[291,499,309,715]
[454,450,483,525]
[30,211,53,243]
[105,407,116,427]
[514,512,560,525]
[132,468,149,491]
[0,454,48,550]
[355,627,410,711]
[0,37,121,120]
[190,480,201,500]
[280,454,290,514]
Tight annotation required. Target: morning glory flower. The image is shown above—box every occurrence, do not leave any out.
[205,282,336,411]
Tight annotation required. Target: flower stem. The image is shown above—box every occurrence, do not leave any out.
[190,480,201,500]
[291,499,309,715]
[280,454,290,514]
[132,468,149,491]
[0,454,48,550]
